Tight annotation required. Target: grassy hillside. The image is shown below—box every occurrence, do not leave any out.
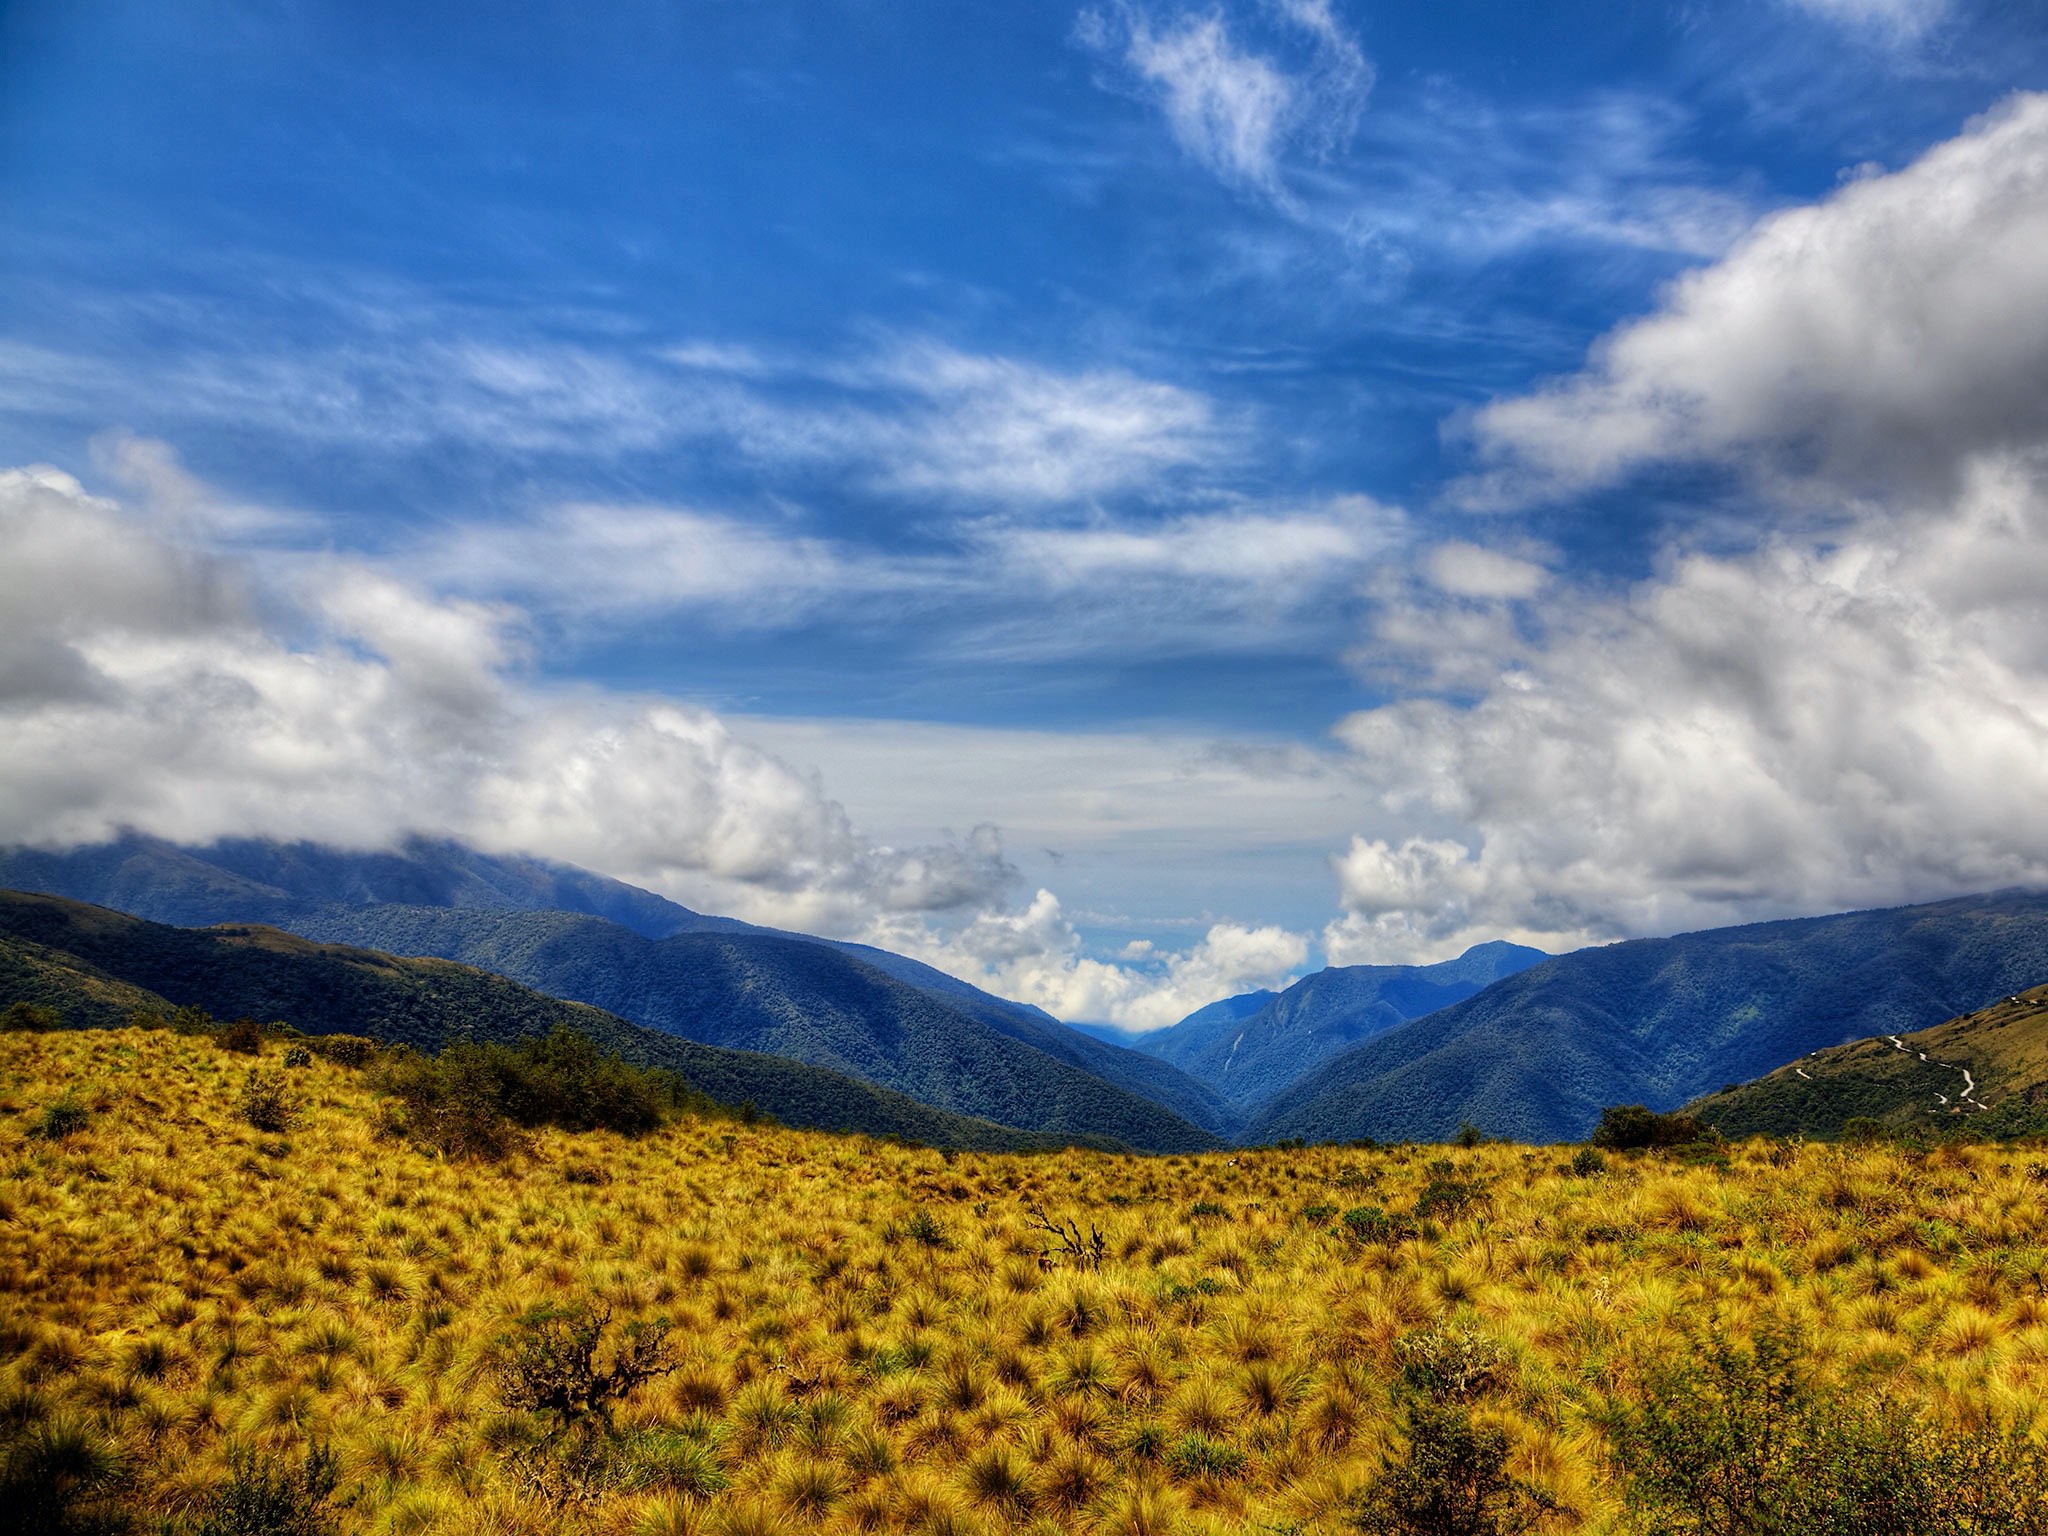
[291,905,1220,1151]
[1140,943,1547,1109]
[0,891,1117,1153]
[1250,890,2048,1145]
[1692,983,2048,1139]
[8,1028,2048,1535]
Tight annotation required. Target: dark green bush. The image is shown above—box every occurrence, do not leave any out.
[1395,1324,1509,1403]
[1569,1147,1607,1177]
[31,1092,89,1142]
[1591,1105,1710,1151]
[216,1019,265,1056]
[369,1027,687,1162]
[1352,1398,1553,1535]
[315,1034,378,1068]
[495,1301,679,1433]
[235,1071,298,1134]
[1341,1205,1403,1245]
[0,1002,61,1034]
[282,1044,312,1069]
[195,1444,341,1536]
[1414,1160,1489,1221]
[1601,1318,2048,1535]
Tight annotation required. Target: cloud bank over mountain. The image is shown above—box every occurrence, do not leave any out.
[1327,94,2048,960]
[0,458,1312,1023]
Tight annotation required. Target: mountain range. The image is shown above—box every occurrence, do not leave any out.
[0,835,1227,1149]
[9,835,2048,1146]
[1134,941,1548,1107]
[0,889,1111,1151]
[1246,891,2048,1144]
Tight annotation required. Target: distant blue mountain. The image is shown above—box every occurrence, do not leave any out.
[1247,891,2048,1145]
[0,834,1232,1145]
[1137,942,1549,1108]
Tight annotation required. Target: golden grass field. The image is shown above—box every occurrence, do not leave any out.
[8,1027,2048,1534]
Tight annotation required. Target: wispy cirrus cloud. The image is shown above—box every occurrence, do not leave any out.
[0,289,1231,511]
[417,489,1406,662]
[1075,0,1372,198]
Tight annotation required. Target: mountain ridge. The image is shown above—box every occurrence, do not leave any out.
[0,889,1121,1151]
[1247,890,2048,1145]
[0,835,1232,1144]
[1136,940,1549,1107]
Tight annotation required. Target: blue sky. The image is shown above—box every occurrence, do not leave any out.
[6,0,2048,1026]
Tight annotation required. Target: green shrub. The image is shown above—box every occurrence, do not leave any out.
[1414,1160,1489,1221]
[195,1444,341,1536]
[1600,1318,2048,1535]
[1341,1206,1403,1245]
[1569,1147,1607,1177]
[1591,1105,1709,1151]
[235,1071,298,1134]
[1395,1324,1508,1403]
[282,1044,313,1069]
[1352,1398,1552,1535]
[0,1002,61,1033]
[31,1092,89,1142]
[316,1034,378,1067]
[217,1019,265,1056]
[494,1301,680,1433]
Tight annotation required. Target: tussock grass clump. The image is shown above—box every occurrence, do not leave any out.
[6,1028,2048,1534]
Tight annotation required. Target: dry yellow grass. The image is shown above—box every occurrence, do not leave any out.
[6,1028,2048,1534]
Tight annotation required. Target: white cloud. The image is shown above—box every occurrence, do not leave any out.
[1332,449,2048,961]
[1319,96,2048,963]
[2,313,1227,511]
[413,492,1404,663]
[0,451,1346,1027]
[1421,541,1548,600]
[991,493,1399,588]
[869,890,1308,1029]
[1079,0,1372,196]
[1461,92,2048,508]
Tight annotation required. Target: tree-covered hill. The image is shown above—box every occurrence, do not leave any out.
[0,890,1121,1151]
[1247,890,2048,1145]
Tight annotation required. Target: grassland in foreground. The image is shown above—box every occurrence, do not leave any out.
[8,1028,2048,1535]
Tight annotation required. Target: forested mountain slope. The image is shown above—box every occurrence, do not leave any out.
[1139,941,1547,1106]
[0,889,1121,1151]
[1248,891,2048,1145]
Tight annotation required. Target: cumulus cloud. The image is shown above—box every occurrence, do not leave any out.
[1320,95,2048,963]
[1460,93,2048,509]
[1335,454,2048,958]
[1078,0,1372,195]
[1421,542,1548,600]
[0,462,1017,929]
[871,889,1308,1029]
